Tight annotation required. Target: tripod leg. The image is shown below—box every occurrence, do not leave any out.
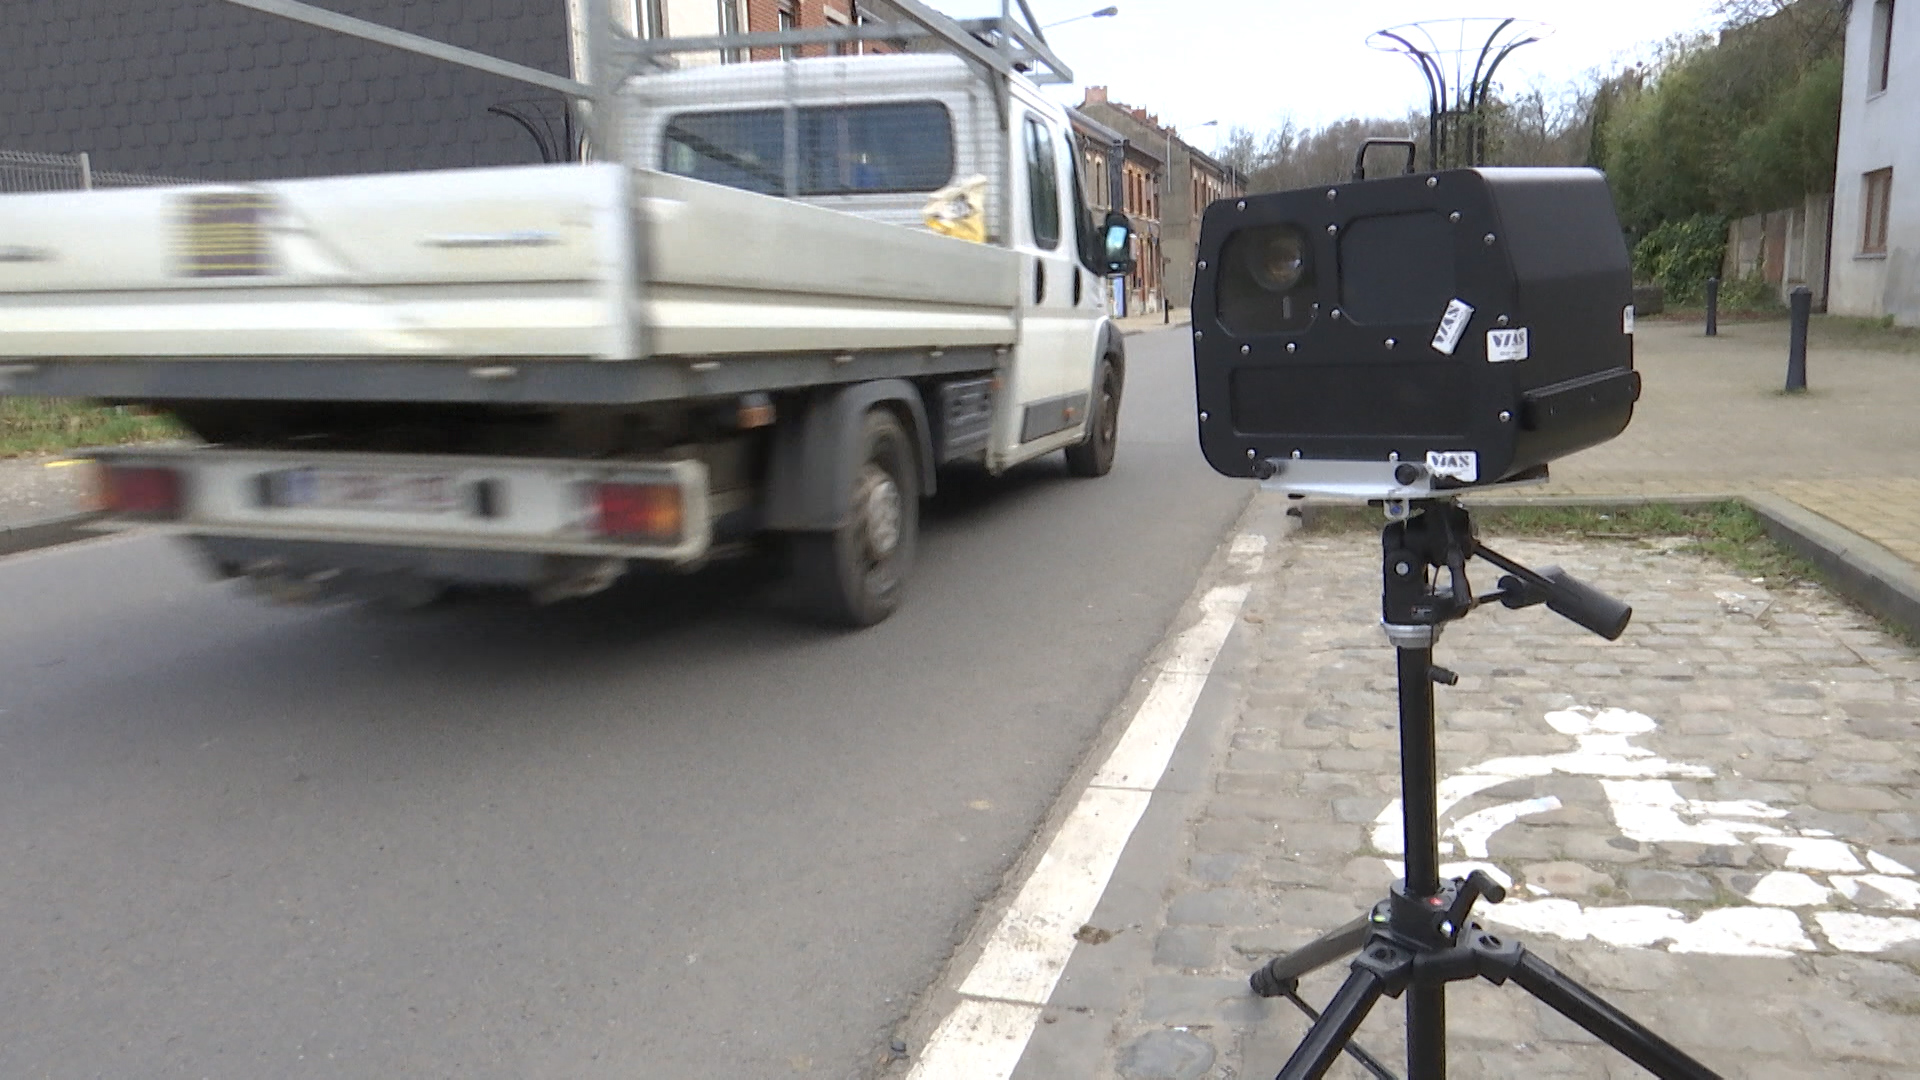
[1276,962,1388,1080]
[1276,984,1400,1080]
[1252,914,1372,997]
[1508,951,1723,1080]
[1407,982,1445,1080]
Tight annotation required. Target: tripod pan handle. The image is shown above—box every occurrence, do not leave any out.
[1533,566,1632,641]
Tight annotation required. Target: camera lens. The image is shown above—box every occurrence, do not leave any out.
[1246,227,1307,293]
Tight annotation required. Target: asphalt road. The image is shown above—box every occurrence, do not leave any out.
[0,327,1251,1079]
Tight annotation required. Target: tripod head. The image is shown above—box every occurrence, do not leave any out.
[1382,500,1631,645]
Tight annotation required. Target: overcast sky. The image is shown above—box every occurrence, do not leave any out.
[978,0,1730,152]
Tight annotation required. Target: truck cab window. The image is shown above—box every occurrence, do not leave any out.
[665,103,955,198]
[1024,116,1061,250]
[799,103,954,195]
[663,109,787,195]
[1066,134,1101,275]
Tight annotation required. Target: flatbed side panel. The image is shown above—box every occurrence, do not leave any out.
[0,347,1004,405]
[637,170,1020,355]
[0,164,635,360]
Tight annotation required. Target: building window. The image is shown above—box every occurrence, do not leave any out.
[1871,0,1897,93]
[644,0,667,38]
[720,0,744,62]
[825,5,851,55]
[1863,168,1893,254]
[778,0,797,59]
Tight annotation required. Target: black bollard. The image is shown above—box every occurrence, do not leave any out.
[1786,285,1811,392]
[1704,277,1719,337]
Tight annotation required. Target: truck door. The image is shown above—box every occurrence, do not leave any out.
[1001,105,1099,457]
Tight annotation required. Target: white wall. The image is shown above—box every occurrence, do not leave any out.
[1830,0,1920,325]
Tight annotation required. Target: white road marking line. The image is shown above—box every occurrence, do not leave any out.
[957,786,1154,1004]
[907,1000,1042,1080]
[906,534,1265,1080]
[1093,584,1248,789]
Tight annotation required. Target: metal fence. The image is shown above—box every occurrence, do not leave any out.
[0,149,193,194]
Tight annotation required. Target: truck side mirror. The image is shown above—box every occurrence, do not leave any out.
[1102,210,1135,276]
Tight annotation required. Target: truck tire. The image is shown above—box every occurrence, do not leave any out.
[792,408,918,627]
[1065,357,1121,477]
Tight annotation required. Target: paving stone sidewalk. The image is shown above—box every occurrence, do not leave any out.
[1022,517,1920,1079]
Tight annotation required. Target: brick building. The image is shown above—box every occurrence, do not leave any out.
[1076,87,1243,314]
[1068,107,1161,316]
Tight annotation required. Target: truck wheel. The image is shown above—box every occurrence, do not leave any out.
[1065,358,1120,477]
[792,409,918,627]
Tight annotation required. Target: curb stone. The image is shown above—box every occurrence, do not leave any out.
[1746,491,1920,641]
[0,509,106,557]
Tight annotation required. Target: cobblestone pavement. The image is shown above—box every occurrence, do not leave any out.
[1023,518,1920,1080]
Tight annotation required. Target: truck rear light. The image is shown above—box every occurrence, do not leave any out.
[593,481,683,543]
[98,464,184,518]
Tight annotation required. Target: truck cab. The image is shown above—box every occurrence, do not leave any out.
[625,52,1122,474]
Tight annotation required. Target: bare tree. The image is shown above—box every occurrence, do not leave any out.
[1714,0,1848,62]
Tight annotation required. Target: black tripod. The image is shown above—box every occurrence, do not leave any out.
[1249,500,1723,1080]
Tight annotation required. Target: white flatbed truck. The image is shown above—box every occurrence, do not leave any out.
[0,0,1138,626]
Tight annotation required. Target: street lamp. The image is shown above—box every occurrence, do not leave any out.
[1042,6,1118,30]
[1164,119,1216,323]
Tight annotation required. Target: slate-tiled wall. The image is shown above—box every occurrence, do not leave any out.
[2,0,573,181]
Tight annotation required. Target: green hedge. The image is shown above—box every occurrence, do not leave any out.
[1632,214,1727,305]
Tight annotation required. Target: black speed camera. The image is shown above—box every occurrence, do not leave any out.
[1191,167,1640,497]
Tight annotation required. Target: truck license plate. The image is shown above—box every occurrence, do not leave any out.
[271,468,463,513]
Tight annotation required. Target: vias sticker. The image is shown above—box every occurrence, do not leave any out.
[1426,451,1478,483]
[1486,328,1530,362]
[1431,299,1474,355]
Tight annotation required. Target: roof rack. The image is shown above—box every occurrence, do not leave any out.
[624,0,1075,87]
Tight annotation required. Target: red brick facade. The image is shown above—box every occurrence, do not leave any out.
[744,0,895,60]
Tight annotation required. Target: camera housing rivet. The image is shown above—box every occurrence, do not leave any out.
[1484,233,1497,245]
[1331,308,1343,320]
[1237,200,1247,211]
[1385,338,1397,349]
[1241,344,1251,355]
[1291,450,1303,459]
[1199,411,1209,421]
[1326,224,1338,236]
[1193,330,1203,340]
[1326,189,1337,201]
[1286,342,1297,353]
[1388,451,1400,462]
[1198,260,1208,270]
[1499,411,1513,423]
[1449,211,1461,223]
[1427,177,1438,188]
[1247,448,1257,459]
[1497,315,1510,326]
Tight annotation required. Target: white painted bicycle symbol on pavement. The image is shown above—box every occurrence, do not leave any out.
[1370,706,1920,957]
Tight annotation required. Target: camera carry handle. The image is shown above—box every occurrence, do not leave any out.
[1351,138,1420,182]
